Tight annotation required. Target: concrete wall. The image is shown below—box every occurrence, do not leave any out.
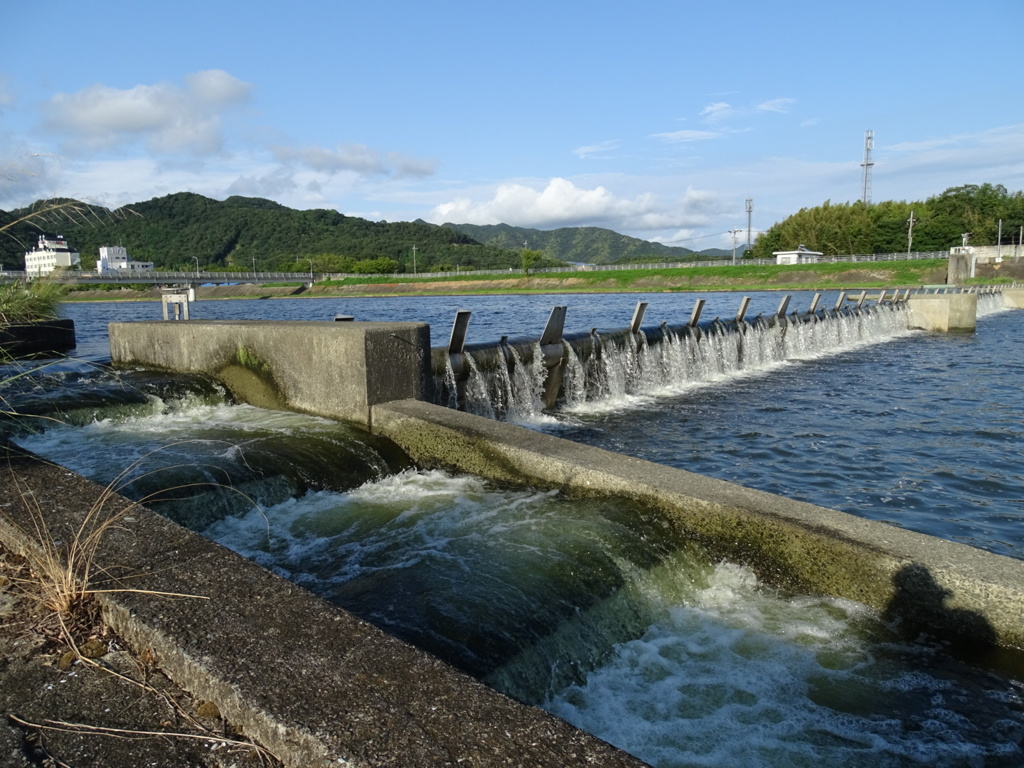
[371,399,1024,653]
[0,443,645,768]
[0,318,75,357]
[1003,289,1024,309]
[109,320,431,427]
[907,293,977,332]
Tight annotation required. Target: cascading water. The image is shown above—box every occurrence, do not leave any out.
[453,304,915,420]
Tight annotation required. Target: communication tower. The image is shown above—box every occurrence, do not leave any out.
[861,130,874,205]
[745,198,753,251]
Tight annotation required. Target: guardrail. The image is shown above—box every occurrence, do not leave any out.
[0,250,955,284]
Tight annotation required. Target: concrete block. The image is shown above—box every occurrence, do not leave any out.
[108,320,431,427]
[907,293,977,332]
[1002,289,1024,309]
[0,318,75,357]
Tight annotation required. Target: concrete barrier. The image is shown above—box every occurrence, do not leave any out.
[1003,289,1024,309]
[907,292,977,331]
[109,320,431,427]
[0,443,647,768]
[371,399,1024,653]
[0,318,75,357]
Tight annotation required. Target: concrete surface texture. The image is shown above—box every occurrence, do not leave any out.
[108,320,432,427]
[906,292,978,332]
[370,398,1024,652]
[0,443,648,768]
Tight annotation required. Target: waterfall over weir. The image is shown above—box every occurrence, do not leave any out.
[434,293,915,423]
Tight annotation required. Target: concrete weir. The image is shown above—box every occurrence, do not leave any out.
[71,301,1024,763]
[370,399,1024,651]
[109,320,431,427]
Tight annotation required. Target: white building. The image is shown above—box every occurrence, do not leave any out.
[24,234,81,276]
[96,245,154,273]
[773,245,823,265]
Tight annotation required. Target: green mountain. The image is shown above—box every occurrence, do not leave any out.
[0,193,520,273]
[442,222,712,265]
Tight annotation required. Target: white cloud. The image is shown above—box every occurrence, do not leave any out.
[651,129,720,143]
[698,97,796,124]
[755,98,795,113]
[429,177,724,232]
[573,140,619,159]
[43,70,252,156]
[271,143,436,179]
[700,102,734,122]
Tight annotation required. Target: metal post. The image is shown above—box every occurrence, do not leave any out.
[688,299,706,327]
[735,296,751,323]
[629,301,648,335]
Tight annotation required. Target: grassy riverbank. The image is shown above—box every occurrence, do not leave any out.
[62,259,984,302]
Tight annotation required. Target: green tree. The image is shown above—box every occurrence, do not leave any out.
[521,249,542,275]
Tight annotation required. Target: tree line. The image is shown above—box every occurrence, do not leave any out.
[750,184,1024,259]
[0,193,527,273]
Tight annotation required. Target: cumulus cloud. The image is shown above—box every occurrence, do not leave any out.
[271,143,436,179]
[43,69,252,155]
[429,177,723,232]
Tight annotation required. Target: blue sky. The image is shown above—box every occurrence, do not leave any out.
[3,0,1023,251]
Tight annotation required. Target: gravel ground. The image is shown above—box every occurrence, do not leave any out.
[0,543,282,768]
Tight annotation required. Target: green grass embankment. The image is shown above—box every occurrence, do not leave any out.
[60,259,972,302]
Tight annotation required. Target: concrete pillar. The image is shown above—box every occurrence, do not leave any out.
[946,253,971,284]
[108,320,431,427]
[907,293,977,332]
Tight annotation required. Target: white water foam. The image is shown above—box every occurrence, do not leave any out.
[557,306,915,418]
[546,561,1024,768]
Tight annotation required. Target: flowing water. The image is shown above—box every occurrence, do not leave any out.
[5,291,1024,766]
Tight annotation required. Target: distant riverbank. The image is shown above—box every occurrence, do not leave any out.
[63,260,958,302]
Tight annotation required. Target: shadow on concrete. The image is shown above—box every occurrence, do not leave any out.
[883,563,996,655]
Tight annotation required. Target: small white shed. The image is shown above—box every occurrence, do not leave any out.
[773,245,823,265]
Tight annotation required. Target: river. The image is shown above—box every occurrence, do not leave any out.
[5,290,1024,767]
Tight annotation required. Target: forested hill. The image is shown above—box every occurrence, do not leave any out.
[750,183,1024,259]
[443,222,708,264]
[0,192,520,273]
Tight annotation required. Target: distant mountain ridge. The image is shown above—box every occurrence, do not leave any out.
[2,192,725,272]
[0,193,518,273]
[442,222,725,264]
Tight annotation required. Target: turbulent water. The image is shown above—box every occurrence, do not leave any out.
[6,290,1024,767]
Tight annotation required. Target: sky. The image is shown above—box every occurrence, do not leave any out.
[2,0,1023,251]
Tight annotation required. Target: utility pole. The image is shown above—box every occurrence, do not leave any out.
[906,210,916,257]
[729,229,742,264]
[997,219,1003,257]
[745,198,753,252]
[412,245,417,274]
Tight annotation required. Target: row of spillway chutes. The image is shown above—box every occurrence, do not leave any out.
[432,294,913,420]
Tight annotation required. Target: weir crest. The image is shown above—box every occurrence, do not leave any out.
[434,295,936,422]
